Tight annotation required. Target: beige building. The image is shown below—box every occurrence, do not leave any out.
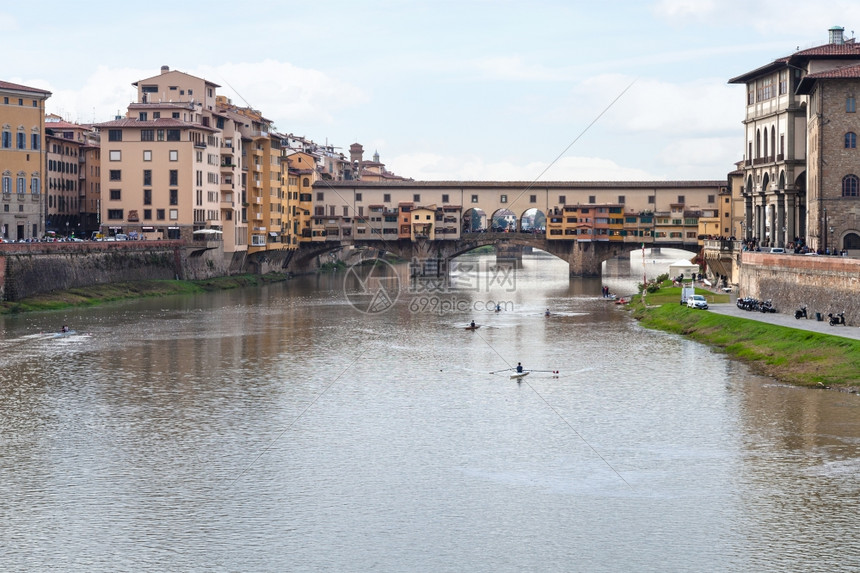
[0,80,50,241]
[729,25,860,253]
[95,67,245,252]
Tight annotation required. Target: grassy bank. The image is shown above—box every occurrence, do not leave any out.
[0,273,290,315]
[631,288,860,387]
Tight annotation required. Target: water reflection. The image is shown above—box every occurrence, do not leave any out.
[0,252,858,572]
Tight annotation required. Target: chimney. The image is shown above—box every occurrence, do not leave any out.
[829,26,845,45]
[161,65,170,74]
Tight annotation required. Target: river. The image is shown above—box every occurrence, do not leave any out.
[1,252,858,572]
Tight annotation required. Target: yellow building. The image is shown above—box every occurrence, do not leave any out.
[0,80,50,241]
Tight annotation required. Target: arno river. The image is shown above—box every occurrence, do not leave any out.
[1,252,859,572]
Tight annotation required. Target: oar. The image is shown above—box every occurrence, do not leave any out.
[489,367,514,374]
[528,369,560,374]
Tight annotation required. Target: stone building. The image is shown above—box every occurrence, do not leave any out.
[729,26,860,253]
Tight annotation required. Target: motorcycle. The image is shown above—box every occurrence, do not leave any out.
[760,300,776,313]
[828,312,846,326]
[795,306,807,319]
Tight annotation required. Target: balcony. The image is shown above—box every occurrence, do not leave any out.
[194,141,206,149]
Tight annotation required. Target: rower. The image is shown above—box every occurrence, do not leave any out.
[516,362,523,373]
[470,320,476,328]
[545,308,550,316]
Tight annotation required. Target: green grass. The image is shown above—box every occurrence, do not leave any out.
[0,273,290,315]
[631,298,860,387]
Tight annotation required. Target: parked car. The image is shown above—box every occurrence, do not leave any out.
[687,294,709,309]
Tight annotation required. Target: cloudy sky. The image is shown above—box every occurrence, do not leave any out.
[6,1,860,181]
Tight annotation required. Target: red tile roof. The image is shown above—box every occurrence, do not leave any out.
[93,117,218,132]
[0,80,51,96]
[805,63,860,78]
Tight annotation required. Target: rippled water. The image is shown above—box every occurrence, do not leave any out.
[1,253,858,572]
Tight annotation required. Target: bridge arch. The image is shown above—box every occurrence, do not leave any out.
[490,208,517,232]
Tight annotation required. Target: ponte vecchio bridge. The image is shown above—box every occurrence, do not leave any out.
[279,180,724,276]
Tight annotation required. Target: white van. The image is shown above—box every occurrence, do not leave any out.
[680,286,696,305]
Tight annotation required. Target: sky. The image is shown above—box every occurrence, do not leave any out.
[6,1,860,182]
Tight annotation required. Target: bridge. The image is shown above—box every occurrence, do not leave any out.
[282,233,700,277]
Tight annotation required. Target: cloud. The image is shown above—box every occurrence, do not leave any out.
[561,74,739,135]
[195,61,367,129]
[388,152,660,182]
[41,61,366,128]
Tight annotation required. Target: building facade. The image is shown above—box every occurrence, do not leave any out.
[730,25,860,253]
[0,81,50,241]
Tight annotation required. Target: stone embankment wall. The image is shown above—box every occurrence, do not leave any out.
[739,252,860,325]
[0,241,232,301]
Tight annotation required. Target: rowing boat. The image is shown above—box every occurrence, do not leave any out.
[52,330,77,338]
[510,371,530,380]
[465,325,480,330]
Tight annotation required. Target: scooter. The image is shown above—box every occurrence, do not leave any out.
[828,312,846,326]
[795,306,807,319]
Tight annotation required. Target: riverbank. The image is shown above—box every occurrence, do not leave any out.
[631,293,860,388]
[0,273,291,315]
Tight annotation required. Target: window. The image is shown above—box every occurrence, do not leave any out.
[471,195,478,203]
[30,177,40,195]
[169,150,178,161]
[413,194,421,202]
[110,189,121,200]
[143,150,152,161]
[355,192,362,202]
[157,130,165,141]
[143,209,152,220]
[707,195,715,203]
[143,170,152,186]
[141,129,154,142]
[842,174,859,197]
[31,133,39,150]
[677,195,685,204]
[169,170,178,186]
[441,194,449,203]
[530,195,536,203]
[138,112,147,121]
[779,70,788,95]
[848,97,857,113]
[157,209,165,220]
[1,131,10,148]
[169,209,178,220]
[648,195,655,204]
[16,132,25,149]
[559,195,566,204]
[170,189,178,205]
[618,195,625,204]
[144,189,152,205]
[109,150,121,161]
[500,195,507,203]
[316,192,324,201]
[153,112,160,119]
[166,129,180,141]
[109,170,121,181]
[2,175,9,194]
[846,132,857,149]
[107,209,123,220]
[108,129,122,141]
[588,195,596,203]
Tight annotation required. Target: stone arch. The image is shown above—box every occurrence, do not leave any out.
[844,231,860,250]
[490,208,517,232]
[519,208,546,232]
[461,208,486,233]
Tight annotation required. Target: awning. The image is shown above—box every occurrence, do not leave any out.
[268,232,279,237]
[193,229,223,235]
